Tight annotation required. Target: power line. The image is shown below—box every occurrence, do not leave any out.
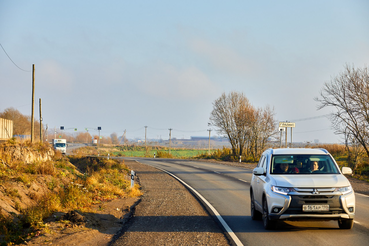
[173,128,208,133]
[285,114,330,122]
[294,128,332,134]
[0,43,30,72]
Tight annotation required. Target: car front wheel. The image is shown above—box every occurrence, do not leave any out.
[262,198,276,230]
[338,219,354,229]
[251,192,262,220]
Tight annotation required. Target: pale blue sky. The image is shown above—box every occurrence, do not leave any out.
[1,0,369,143]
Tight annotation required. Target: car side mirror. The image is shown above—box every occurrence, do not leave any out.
[341,167,352,175]
[253,167,265,176]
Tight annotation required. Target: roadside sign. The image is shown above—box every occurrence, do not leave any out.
[279,122,295,128]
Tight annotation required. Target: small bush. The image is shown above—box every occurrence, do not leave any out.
[156,151,174,158]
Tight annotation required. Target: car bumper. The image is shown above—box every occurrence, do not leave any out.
[266,190,355,221]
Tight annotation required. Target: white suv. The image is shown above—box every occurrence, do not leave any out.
[250,148,355,230]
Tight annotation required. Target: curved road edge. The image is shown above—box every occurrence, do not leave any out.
[144,161,244,246]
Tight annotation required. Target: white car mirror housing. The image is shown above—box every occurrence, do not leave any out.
[342,167,353,175]
[253,167,264,175]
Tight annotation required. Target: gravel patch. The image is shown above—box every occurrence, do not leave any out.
[111,160,230,246]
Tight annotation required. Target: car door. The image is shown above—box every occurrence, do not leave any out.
[253,155,267,209]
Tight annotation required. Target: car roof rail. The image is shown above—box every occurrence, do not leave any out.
[318,148,328,153]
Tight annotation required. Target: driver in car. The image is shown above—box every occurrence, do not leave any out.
[274,163,299,174]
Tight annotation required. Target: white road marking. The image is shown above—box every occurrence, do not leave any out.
[154,166,244,246]
[356,193,369,198]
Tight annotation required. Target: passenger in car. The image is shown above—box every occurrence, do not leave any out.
[309,161,320,172]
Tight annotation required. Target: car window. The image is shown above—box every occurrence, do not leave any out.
[261,155,267,173]
[270,154,340,174]
[257,156,265,167]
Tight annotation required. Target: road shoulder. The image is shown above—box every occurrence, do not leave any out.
[111,160,230,246]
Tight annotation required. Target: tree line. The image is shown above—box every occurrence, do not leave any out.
[0,107,121,144]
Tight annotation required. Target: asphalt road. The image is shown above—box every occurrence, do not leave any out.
[129,158,369,246]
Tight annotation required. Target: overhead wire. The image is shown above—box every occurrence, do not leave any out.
[0,43,30,72]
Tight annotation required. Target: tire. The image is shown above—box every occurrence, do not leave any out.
[262,198,276,230]
[338,219,354,229]
[251,192,262,220]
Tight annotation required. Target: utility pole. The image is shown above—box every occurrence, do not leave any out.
[45,124,48,142]
[145,126,147,148]
[290,127,293,148]
[31,64,35,142]
[279,128,283,148]
[39,98,42,142]
[207,129,211,155]
[119,130,127,145]
[168,128,172,155]
[285,121,288,148]
[97,127,102,147]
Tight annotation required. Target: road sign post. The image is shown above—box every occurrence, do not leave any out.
[279,122,295,148]
[131,170,135,187]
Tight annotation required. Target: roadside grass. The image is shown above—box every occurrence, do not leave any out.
[0,140,141,245]
[114,149,212,158]
[73,145,213,158]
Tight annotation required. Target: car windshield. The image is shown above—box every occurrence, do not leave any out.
[55,143,66,147]
[270,154,340,174]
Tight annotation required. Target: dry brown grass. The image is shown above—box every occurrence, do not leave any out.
[314,144,347,156]
[0,140,141,245]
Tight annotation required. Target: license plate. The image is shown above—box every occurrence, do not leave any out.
[302,204,329,212]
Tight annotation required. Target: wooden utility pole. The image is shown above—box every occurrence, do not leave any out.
[168,128,172,154]
[39,98,42,142]
[145,126,147,148]
[207,129,211,155]
[285,127,287,148]
[31,64,35,142]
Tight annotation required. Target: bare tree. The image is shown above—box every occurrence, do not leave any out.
[210,92,254,157]
[248,106,277,160]
[210,92,276,159]
[75,132,92,144]
[110,132,119,144]
[315,65,369,157]
[343,128,363,171]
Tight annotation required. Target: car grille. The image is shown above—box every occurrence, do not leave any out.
[285,188,344,214]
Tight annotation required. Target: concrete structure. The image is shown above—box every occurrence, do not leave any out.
[0,118,13,140]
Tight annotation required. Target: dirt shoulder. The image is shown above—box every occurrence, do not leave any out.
[23,160,230,246]
[110,160,230,245]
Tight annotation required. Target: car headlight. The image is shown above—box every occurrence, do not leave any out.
[272,186,295,195]
[334,186,353,195]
